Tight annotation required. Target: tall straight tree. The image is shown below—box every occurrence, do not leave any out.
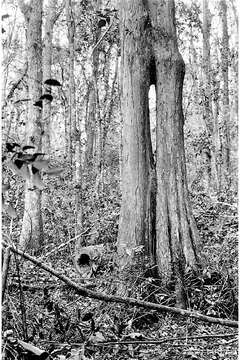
[202,0,218,191]
[84,3,100,172]
[42,0,57,153]
[65,0,76,168]
[66,0,82,236]
[219,0,230,187]
[18,0,43,251]
[84,84,96,168]
[117,1,156,270]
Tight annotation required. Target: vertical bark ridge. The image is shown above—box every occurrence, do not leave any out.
[117,1,155,270]
[118,1,200,306]
[148,0,199,305]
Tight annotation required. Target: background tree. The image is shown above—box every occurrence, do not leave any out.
[42,0,58,153]
[18,0,43,251]
[219,0,230,188]
[65,0,82,238]
[202,0,218,191]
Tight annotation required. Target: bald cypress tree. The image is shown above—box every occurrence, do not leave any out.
[118,0,200,307]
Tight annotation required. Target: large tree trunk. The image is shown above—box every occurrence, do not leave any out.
[148,0,200,307]
[117,0,200,305]
[117,1,155,270]
[19,0,43,252]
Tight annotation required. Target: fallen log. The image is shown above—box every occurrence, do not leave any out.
[3,241,238,328]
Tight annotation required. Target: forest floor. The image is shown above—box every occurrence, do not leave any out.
[2,257,238,360]
[2,172,238,359]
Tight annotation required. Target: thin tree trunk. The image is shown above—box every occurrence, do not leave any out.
[202,0,218,191]
[66,0,82,238]
[102,51,118,166]
[84,84,96,168]
[65,0,74,168]
[93,38,102,194]
[87,1,103,246]
[74,116,83,271]
[84,3,100,176]
[42,0,56,153]
[212,53,221,191]
[19,0,43,252]
[219,0,230,188]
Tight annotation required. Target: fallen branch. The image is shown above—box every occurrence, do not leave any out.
[39,332,238,347]
[3,242,238,328]
[90,333,238,347]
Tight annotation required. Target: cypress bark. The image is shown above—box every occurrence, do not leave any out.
[118,0,200,307]
[148,0,199,307]
[117,1,155,270]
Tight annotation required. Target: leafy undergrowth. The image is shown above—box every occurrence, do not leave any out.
[2,166,238,359]
[2,248,238,360]
[191,190,238,291]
